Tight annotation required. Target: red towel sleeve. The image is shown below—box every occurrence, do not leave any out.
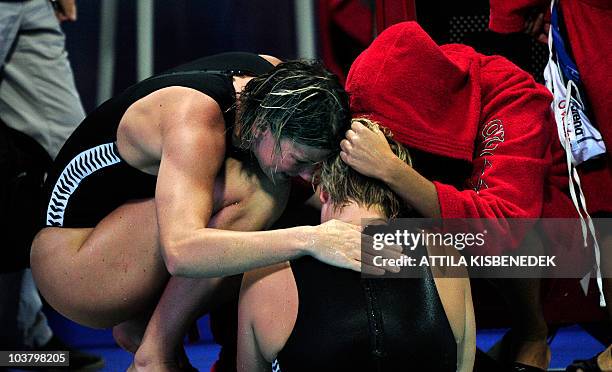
[434,54,554,249]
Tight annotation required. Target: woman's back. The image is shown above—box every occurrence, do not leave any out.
[275,255,457,372]
[42,52,274,228]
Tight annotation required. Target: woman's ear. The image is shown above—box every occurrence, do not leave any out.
[319,188,330,206]
[319,188,333,223]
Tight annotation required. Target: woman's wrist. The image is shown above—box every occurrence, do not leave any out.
[291,225,318,257]
[382,157,441,217]
[380,155,409,185]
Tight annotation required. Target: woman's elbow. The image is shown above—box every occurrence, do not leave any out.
[161,239,213,277]
[161,240,187,276]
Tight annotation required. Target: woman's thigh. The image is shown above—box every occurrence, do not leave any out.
[31,198,169,328]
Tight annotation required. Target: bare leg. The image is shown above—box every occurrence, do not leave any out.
[33,185,277,371]
[488,231,551,370]
[498,278,551,369]
[31,199,168,328]
[113,312,153,354]
[32,199,228,370]
[131,276,242,370]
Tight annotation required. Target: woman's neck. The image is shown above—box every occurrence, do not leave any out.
[330,203,387,226]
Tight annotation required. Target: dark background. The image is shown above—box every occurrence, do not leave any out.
[62,0,298,113]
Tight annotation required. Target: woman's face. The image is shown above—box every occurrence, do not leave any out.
[253,128,330,182]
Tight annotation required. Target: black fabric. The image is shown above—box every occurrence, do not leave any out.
[277,242,457,372]
[210,299,240,372]
[41,52,274,228]
[473,348,513,372]
[0,121,51,272]
[209,198,321,372]
[163,51,276,77]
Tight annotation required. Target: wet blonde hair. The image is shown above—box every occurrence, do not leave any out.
[235,60,349,153]
[320,118,412,218]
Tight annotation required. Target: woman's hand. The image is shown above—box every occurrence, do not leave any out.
[53,0,77,22]
[306,219,404,275]
[524,9,549,44]
[340,120,398,180]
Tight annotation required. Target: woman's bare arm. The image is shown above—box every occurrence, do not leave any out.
[153,88,401,277]
[458,278,476,372]
[258,54,283,66]
[236,317,270,372]
[427,241,476,372]
[237,263,297,372]
[153,88,312,276]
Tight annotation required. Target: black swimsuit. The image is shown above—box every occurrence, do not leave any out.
[42,52,274,228]
[275,243,457,372]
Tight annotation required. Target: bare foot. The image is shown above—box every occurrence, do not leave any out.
[596,345,612,372]
[489,330,551,370]
[513,339,551,370]
[113,319,147,353]
[133,344,197,372]
[127,359,183,372]
[566,344,612,372]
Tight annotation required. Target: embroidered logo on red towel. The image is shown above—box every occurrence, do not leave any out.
[472,119,505,192]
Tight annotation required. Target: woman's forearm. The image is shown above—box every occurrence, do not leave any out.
[164,226,312,277]
[380,156,442,218]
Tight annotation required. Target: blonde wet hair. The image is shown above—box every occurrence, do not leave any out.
[235,60,349,154]
[320,118,412,218]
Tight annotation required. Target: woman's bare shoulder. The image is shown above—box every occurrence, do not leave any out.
[241,262,293,296]
[258,54,283,66]
[149,86,224,128]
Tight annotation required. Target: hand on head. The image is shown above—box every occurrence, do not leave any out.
[311,118,412,274]
[308,219,403,275]
[340,118,403,181]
